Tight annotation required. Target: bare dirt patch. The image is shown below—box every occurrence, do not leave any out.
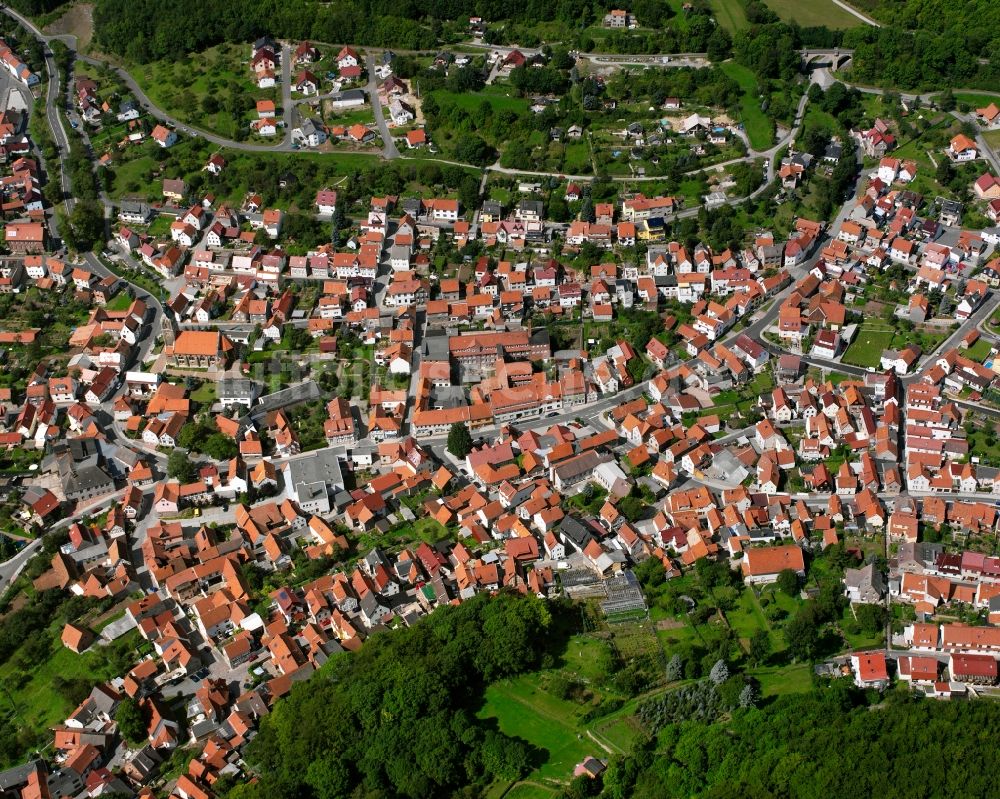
[43,2,94,52]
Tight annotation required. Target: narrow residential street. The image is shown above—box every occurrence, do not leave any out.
[280,42,293,146]
[366,54,399,160]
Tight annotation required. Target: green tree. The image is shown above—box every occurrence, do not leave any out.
[201,434,238,460]
[776,568,800,597]
[238,593,550,799]
[447,422,473,459]
[784,608,820,661]
[61,199,106,252]
[454,135,496,167]
[936,156,954,186]
[748,627,771,666]
[706,26,733,61]
[479,730,531,781]
[115,697,147,746]
[855,603,888,636]
[167,449,196,482]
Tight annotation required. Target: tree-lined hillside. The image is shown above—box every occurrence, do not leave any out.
[228,592,554,799]
[599,689,1000,799]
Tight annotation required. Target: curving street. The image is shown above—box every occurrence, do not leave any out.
[0,4,867,196]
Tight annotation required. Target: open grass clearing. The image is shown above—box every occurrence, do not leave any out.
[841,327,894,367]
[802,104,840,136]
[983,130,1000,151]
[591,712,642,752]
[964,338,994,362]
[727,586,771,640]
[189,381,217,404]
[710,0,748,32]
[964,430,1000,468]
[720,62,773,150]
[324,107,376,129]
[132,43,268,139]
[477,678,596,783]
[955,93,1000,109]
[431,85,530,115]
[0,626,147,767]
[556,634,616,684]
[145,215,172,237]
[562,141,592,173]
[104,291,134,312]
[504,785,558,799]
[749,662,814,696]
[763,0,865,28]
[664,0,692,30]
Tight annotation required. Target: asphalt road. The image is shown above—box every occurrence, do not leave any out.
[0,538,42,595]
[366,54,399,160]
[0,490,126,594]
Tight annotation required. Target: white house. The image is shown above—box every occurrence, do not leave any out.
[948,134,978,162]
[877,157,899,183]
[252,118,277,137]
[315,189,338,217]
[388,99,414,126]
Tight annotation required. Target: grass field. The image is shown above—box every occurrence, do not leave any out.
[133,43,270,139]
[829,371,854,384]
[324,107,376,129]
[665,0,692,30]
[104,292,134,311]
[477,627,653,794]
[110,152,159,199]
[563,141,592,173]
[954,93,1000,109]
[653,582,818,702]
[0,626,146,766]
[411,517,449,543]
[709,0,862,30]
[110,141,464,203]
[720,62,773,151]
[842,327,894,367]
[504,785,558,799]
[802,104,840,136]
[432,85,530,115]
[964,429,1000,468]
[964,338,995,362]
[984,130,1000,151]
[703,369,775,423]
[749,662,814,695]
[189,381,217,404]
[146,215,172,237]
[710,0,749,32]
[763,0,865,28]
[840,617,884,650]
[478,679,596,783]
[589,701,644,752]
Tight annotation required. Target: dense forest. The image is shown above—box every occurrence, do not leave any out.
[225,592,555,799]
[6,0,65,14]
[89,0,682,63]
[843,25,995,90]
[599,689,1000,799]
[733,1,1000,91]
